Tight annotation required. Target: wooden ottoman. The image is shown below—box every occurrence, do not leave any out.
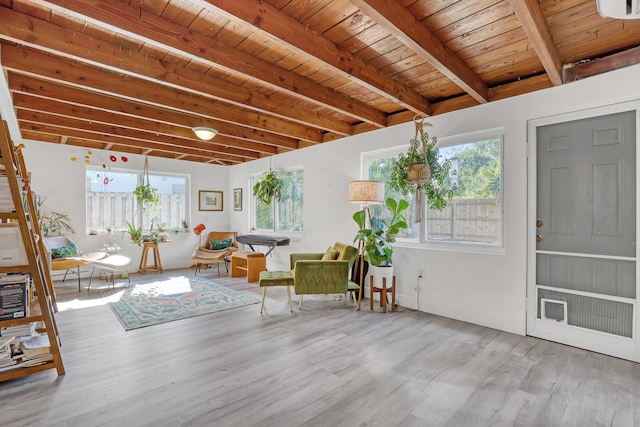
[231,252,267,282]
[258,270,294,313]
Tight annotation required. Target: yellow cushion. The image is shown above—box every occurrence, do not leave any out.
[321,247,339,260]
[50,258,86,270]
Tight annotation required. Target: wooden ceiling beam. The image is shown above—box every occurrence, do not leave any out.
[563,45,640,82]
[18,120,243,164]
[348,0,489,104]
[16,110,259,160]
[0,7,362,134]
[510,0,563,86]
[4,67,298,150]
[38,0,387,129]
[1,46,321,144]
[204,0,431,116]
[12,93,278,156]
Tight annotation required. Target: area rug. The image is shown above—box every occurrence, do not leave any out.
[100,276,259,330]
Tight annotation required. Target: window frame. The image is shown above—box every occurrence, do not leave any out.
[250,167,304,233]
[85,166,189,235]
[362,127,505,253]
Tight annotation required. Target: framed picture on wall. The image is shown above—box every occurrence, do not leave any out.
[233,188,242,211]
[199,190,223,211]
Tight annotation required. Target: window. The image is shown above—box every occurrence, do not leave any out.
[253,169,303,232]
[86,167,188,234]
[364,129,503,246]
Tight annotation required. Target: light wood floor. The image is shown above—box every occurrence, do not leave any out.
[1,267,639,427]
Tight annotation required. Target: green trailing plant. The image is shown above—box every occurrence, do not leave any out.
[253,170,284,204]
[133,183,160,210]
[134,155,161,218]
[389,119,453,211]
[353,197,409,267]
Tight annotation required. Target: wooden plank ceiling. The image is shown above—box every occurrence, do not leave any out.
[1,0,639,165]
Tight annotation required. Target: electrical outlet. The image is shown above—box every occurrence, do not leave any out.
[414,270,424,292]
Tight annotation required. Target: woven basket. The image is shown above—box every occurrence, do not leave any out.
[407,163,431,184]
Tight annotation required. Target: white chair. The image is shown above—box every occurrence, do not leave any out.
[42,236,108,291]
[87,255,133,290]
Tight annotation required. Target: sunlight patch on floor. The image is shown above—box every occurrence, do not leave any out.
[56,275,194,311]
[129,276,192,297]
[57,289,124,311]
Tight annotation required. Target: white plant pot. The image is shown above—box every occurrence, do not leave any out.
[369,264,394,290]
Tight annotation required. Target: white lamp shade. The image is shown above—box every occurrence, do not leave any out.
[192,127,218,140]
[348,180,385,204]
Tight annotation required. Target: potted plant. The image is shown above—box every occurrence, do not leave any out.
[38,211,75,237]
[124,221,143,243]
[35,196,75,237]
[133,182,160,211]
[353,197,409,287]
[253,170,284,204]
[389,119,453,213]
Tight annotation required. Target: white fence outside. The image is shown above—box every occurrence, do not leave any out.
[86,192,186,232]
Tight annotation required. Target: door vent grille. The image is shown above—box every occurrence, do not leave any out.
[538,289,633,338]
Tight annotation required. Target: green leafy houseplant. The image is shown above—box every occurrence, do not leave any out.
[253,170,284,204]
[389,120,453,211]
[125,221,143,243]
[35,195,75,237]
[353,197,409,267]
[38,211,75,237]
[133,183,160,210]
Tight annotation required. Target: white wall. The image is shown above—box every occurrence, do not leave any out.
[229,63,640,335]
[2,64,639,335]
[19,143,229,271]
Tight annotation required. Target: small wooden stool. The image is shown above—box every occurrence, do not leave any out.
[370,275,396,313]
[231,252,266,282]
[138,242,163,273]
[258,271,294,313]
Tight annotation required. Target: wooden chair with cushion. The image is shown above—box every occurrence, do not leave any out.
[191,231,239,275]
[42,236,108,291]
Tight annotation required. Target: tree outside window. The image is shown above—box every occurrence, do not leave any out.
[364,133,503,245]
[253,169,303,232]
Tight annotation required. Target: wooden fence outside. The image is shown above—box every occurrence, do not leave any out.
[427,198,501,244]
[86,192,186,231]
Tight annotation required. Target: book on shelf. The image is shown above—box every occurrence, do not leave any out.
[0,356,16,369]
[0,335,14,352]
[0,223,28,267]
[0,354,53,373]
[0,279,28,320]
[1,321,37,337]
[17,334,50,359]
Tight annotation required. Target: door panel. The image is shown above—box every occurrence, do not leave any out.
[531,108,637,358]
[537,111,635,257]
[536,254,635,298]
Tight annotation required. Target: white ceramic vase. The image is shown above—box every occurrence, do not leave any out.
[369,264,394,290]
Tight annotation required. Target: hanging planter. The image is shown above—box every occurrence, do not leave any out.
[389,116,453,221]
[133,156,160,210]
[253,170,284,204]
[128,156,161,243]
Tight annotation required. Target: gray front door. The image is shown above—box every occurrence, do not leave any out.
[529,107,638,359]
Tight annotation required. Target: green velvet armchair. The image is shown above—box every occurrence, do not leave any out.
[290,242,359,308]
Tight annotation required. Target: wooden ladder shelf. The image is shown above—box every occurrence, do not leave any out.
[0,118,65,381]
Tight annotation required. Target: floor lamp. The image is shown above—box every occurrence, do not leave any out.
[348,180,385,311]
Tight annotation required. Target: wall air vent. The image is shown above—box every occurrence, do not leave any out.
[597,0,640,19]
